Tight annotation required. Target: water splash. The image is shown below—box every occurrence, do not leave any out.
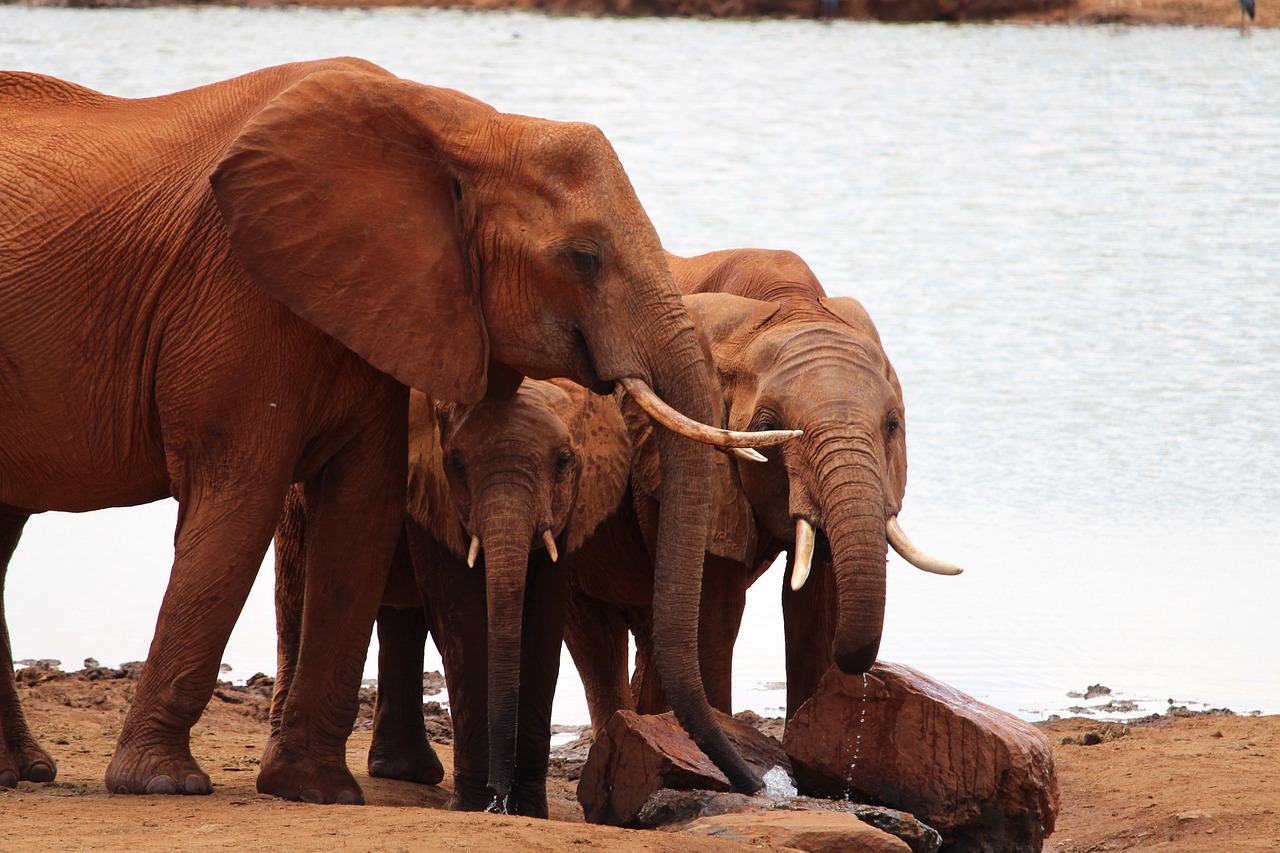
[762,765,797,801]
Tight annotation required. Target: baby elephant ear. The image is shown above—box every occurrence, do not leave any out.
[211,67,489,403]
[564,383,632,556]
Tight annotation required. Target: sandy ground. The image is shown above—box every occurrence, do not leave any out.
[3,668,1278,851]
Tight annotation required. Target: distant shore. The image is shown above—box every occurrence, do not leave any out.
[11,0,1271,28]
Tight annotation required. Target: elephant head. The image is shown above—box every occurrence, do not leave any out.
[676,250,960,714]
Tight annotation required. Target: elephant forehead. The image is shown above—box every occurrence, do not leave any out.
[748,323,889,381]
[452,384,573,447]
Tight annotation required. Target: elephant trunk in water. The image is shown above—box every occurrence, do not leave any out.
[640,304,766,795]
[474,481,538,811]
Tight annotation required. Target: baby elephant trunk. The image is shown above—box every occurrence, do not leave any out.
[475,490,538,812]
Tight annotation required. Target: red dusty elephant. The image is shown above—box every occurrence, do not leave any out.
[275,380,630,816]
[564,248,963,737]
[0,59,791,801]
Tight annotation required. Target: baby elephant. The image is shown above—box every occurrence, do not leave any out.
[274,379,628,816]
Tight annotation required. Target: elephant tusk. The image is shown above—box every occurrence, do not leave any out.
[542,529,559,563]
[731,447,768,463]
[790,517,816,592]
[886,516,963,576]
[467,535,481,569]
[621,377,801,449]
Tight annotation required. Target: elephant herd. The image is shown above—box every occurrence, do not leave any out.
[0,57,959,814]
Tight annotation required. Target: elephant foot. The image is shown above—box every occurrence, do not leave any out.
[367,739,444,785]
[1,739,58,787]
[446,775,548,818]
[257,735,363,804]
[104,745,211,795]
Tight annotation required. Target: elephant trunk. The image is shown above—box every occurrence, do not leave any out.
[641,305,764,795]
[474,484,537,810]
[813,444,888,675]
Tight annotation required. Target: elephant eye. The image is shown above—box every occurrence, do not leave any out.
[885,412,903,439]
[554,448,576,480]
[752,412,781,433]
[567,248,601,279]
[448,450,468,481]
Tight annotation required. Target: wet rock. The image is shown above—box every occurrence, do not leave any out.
[683,809,913,853]
[784,662,1058,853]
[634,789,774,829]
[577,708,790,826]
[636,789,940,853]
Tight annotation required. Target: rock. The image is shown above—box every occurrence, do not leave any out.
[784,662,1058,853]
[577,708,791,826]
[635,789,775,829]
[844,805,942,853]
[683,810,913,853]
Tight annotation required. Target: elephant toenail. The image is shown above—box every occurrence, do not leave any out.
[300,788,324,804]
[27,763,54,783]
[146,776,178,795]
[336,791,357,805]
[184,774,206,794]
[0,770,18,789]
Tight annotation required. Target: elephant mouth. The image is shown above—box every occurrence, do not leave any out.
[571,328,615,396]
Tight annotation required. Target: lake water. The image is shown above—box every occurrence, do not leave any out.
[3,7,1278,728]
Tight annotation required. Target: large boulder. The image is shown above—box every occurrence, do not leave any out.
[783,662,1058,853]
[578,708,791,826]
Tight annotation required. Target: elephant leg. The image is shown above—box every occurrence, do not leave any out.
[697,555,747,715]
[629,608,669,716]
[508,552,567,818]
[105,460,293,796]
[782,554,837,721]
[256,421,407,805]
[564,588,635,736]
[410,524,490,812]
[270,485,308,739]
[367,577,443,785]
[0,509,56,788]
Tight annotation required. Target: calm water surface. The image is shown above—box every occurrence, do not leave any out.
[4,8,1278,724]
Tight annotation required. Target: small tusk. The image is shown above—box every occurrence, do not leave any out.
[886,516,963,576]
[467,535,481,568]
[790,517,816,592]
[732,447,768,463]
[621,377,801,449]
[542,529,559,563]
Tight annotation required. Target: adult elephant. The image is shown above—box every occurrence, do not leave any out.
[565,248,962,737]
[0,59,790,801]
[275,380,630,816]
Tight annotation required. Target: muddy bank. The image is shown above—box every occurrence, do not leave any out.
[4,662,1278,851]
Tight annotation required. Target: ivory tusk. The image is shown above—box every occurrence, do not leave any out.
[542,529,559,563]
[621,377,801,449]
[732,447,768,463]
[790,517,816,592]
[886,516,963,576]
[467,535,481,569]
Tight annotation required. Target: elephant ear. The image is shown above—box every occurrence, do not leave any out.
[561,382,632,555]
[211,68,492,403]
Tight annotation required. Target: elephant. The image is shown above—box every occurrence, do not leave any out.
[0,59,792,801]
[274,379,630,815]
[563,248,963,739]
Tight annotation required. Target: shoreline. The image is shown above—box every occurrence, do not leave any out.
[7,664,1280,851]
[9,0,1272,28]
